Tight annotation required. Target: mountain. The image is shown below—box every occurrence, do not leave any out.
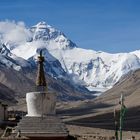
[6,21,140,92]
[48,48,140,92]
[94,68,140,107]
[0,82,17,104]
[0,42,93,101]
[0,64,93,101]
[0,21,140,95]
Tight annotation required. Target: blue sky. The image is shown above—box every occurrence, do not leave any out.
[0,0,140,53]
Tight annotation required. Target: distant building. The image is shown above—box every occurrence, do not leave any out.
[0,100,8,121]
[0,82,17,125]
[0,96,16,123]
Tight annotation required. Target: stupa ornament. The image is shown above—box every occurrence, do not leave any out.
[36,50,47,89]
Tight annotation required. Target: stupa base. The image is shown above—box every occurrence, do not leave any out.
[13,116,69,140]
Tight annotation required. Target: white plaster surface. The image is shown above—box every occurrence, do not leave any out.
[26,92,56,117]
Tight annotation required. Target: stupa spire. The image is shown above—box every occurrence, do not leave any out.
[36,50,47,90]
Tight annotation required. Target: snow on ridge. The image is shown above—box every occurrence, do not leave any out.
[0,43,32,70]
[48,47,140,91]
[32,21,55,32]
[131,50,140,59]
[0,20,140,92]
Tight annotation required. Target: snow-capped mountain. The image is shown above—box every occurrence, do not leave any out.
[48,47,140,91]
[0,21,140,93]
[0,43,31,70]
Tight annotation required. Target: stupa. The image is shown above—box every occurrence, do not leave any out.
[14,50,69,140]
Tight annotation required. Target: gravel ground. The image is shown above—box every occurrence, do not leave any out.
[67,125,140,140]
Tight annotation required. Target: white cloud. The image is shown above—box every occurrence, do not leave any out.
[0,20,32,48]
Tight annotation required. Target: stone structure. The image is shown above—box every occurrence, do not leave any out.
[14,51,69,140]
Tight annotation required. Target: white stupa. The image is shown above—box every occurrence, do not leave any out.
[26,50,56,117]
[14,50,68,140]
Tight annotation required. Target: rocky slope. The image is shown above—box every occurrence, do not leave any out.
[56,69,140,131]
[0,59,92,101]
[94,68,140,107]
[0,82,16,104]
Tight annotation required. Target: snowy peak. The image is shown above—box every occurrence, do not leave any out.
[31,21,54,41]
[30,21,76,50]
[34,21,49,28]
[11,21,77,70]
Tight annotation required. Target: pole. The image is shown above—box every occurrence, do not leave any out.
[120,106,122,140]
[114,109,118,140]
[119,94,126,140]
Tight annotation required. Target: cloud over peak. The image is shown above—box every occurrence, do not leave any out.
[0,20,32,47]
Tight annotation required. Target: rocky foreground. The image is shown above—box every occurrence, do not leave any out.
[7,89,140,140]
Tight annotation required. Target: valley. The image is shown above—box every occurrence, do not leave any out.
[0,21,140,139]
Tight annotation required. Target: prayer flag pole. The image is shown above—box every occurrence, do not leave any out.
[114,108,118,140]
[119,94,126,140]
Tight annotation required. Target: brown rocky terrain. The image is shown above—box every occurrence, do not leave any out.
[8,69,140,132]
[55,69,140,136]
[0,82,16,104]
[0,65,94,101]
[2,68,140,140]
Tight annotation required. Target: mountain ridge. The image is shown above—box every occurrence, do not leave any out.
[0,21,140,95]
